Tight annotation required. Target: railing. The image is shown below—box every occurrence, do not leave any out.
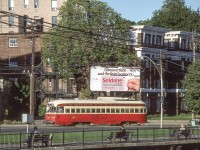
[0,127,200,149]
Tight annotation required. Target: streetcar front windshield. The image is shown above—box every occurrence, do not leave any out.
[46,106,57,113]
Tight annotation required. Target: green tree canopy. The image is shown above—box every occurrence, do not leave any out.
[182,58,200,115]
[145,0,200,33]
[42,0,137,85]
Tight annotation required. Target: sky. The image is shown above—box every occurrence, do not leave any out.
[100,0,200,22]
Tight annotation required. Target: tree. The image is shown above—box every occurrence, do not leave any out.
[42,0,137,92]
[182,58,200,115]
[148,0,200,33]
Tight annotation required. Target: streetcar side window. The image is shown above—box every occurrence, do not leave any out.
[135,109,139,113]
[96,108,100,113]
[125,108,129,113]
[71,109,75,113]
[81,108,85,113]
[116,108,120,113]
[130,108,134,113]
[76,109,80,113]
[65,108,70,113]
[92,108,95,113]
[140,108,143,113]
[111,108,115,113]
[121,108,125,113]
[86,108,90,113]
[101,108,105,113]
[106,108,110,113]
[57,106,64,113]
[144,109,147,113]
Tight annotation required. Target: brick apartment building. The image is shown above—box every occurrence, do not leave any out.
[0,0,200,119]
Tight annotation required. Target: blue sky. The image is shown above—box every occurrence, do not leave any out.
[100,0,200,22]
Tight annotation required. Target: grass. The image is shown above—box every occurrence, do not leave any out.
[147,113,194,120]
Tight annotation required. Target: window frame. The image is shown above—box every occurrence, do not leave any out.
[34,0,39,8]
[144,34,151,44]
[51,0,57,11]
[52,16,57,27]
[24,0,29,8]
[8,16,14,27]
[9,38,18,47]
[8,0,14,10]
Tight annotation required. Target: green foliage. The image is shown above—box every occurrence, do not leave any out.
[4,109,8,120]
[2,119,21,124]
[182,58,200,115]
[148,0,200,32]
[14,81,29,103]
[79,86,92,99]
[38,104,46,118]
[42,0,138,87]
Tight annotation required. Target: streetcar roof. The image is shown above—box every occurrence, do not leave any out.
[48,97,145,107]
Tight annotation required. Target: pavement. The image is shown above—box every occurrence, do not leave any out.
[33,119,192,127]
[0,119,193,127]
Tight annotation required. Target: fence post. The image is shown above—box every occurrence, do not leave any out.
[102,129,103,143]
[63,130,65,145]
[83,129,85,146]
[20,132,22,149]
[153,128,155,142]
[136,128,139,142]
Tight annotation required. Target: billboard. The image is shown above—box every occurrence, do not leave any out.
[90,66,140,92]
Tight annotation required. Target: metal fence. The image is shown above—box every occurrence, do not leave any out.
[0,126,200,149]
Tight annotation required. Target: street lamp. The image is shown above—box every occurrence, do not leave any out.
[141,53,164,128]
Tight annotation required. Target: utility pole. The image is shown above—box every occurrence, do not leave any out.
[191,30,196,120]
[160,50,164,129]
[192,30,196,63]
[30,36,35,117]
[22,16,43,120]
[0,11,43,120]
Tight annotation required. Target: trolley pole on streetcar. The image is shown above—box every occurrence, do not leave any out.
[141,50,164,128]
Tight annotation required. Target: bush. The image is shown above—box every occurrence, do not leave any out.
[38,104,46,118]
[79,86,91,99]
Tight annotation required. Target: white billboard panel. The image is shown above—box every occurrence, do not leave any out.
[90,66,140,92]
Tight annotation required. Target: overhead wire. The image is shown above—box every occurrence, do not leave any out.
[0,11,198,77]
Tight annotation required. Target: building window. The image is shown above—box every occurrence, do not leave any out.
[145,79,149,89]
[144,59,150,68]
[8,16,14,27]
[181,39,186,49]
[51,0,57,11]
[129,29,137,45]
[144,34,151,44]
[52,16,57,27]
[152,35,155,45]
[9,38,18,47]
[24,0,29,8]
[34,0,39,8]
[156,36,162,45]
[9,61,18,66]
[181,60,185,70]
[8,0,14,10]
[157,80,160,89]
[48,79,52,86]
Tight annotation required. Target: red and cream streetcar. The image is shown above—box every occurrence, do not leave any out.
[45,97,147,126]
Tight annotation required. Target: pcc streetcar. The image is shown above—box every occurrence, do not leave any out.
[45,97,147,126]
